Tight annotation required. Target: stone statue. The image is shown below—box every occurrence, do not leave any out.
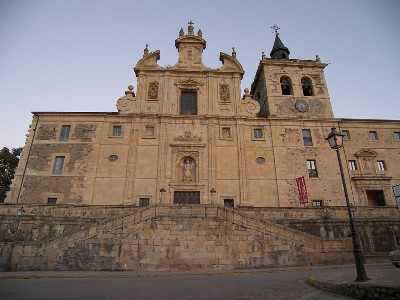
[183,159,193,182]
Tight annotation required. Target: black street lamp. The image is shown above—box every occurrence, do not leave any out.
[6,207,25,272]
[326,128,369,282]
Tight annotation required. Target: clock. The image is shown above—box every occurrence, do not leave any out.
[295,100,308,112]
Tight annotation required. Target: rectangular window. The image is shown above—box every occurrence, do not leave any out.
[342,130,350,140]
[145,126,155,138]
[302,129,313,146]
[377,160,386,171]
[53,156,65,175]
[394,132,400,141]
[47,197,57,205]
[180,91,197,115]
[253,128,263,139]
[369,131,378,140]
[59,125,71,142]
[221,127,232,139]
[312,200,323,207]
[112,125,122,137]
[139,198,150,207]
[307,160,318,178]
[348,160,357,171]
[224,198,235,208]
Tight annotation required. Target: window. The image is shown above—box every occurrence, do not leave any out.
[180,91,197,115]
[280,76,292,95]
[377,160,386,171]
[369,131,378,140]
[302,129,313,146]
[342,130,350,140]
[253,128,263,139]
[108,154,118,162]
[139,198,150,207]
[112,125,122,137]
[307,160,318,178]
[348,160,357,171]
[47,197,57,205]
[312,200,323,207]
[301,77,313,96]
[145,126,155,138]
[256,157,265,165]
[59,125,71,142]
[394,132,400,141]
[224,198,235,208]
[53,156,65,175]
[221,127,231,139]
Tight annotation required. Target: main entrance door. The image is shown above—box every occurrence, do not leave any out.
[173,191,200,204]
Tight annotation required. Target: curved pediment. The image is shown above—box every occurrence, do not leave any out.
[219,52,244,78]
[354,149,377,157]
[134,51,161,75]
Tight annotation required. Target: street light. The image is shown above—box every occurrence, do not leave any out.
[6,207,25,272]
[210,188,216,204]
[326,128,369,282]
[350,203,356,220]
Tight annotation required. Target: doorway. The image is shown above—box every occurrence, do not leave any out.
[173,191,200,204]
[366,190,386,206]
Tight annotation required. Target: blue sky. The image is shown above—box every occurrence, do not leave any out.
[1,0,399,148]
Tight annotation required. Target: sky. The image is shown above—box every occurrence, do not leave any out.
[1,0,399,149]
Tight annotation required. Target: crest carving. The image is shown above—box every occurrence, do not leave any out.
[174,131,202,143]
[148,81,159,99]
[219,84,230,101]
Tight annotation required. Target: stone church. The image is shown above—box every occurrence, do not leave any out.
[1,23,400,271]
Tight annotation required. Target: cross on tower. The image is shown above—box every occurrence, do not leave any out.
[188,21,194,26]
[271,24,280,35]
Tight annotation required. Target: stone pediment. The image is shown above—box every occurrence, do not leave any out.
[354,149,377,157]
[219,52,244,78]
[134,50,161,75]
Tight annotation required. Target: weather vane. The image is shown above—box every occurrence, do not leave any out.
[271,24,280,35]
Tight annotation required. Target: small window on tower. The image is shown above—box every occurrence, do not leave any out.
[280,76,292,95]
[302,129,313,146]
[59,125,71,142]
[301,77,313,96]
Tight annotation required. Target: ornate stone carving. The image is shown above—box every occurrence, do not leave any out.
[183,158,193,182]
[148,81,159,99]
[174,131,202,143]
[117,85,136,113]
[219,84,230,101]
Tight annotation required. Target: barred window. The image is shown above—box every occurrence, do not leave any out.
[180,91,197,115]
[307,160,318,178]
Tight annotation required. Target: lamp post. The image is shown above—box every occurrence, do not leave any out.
[350,203,356,220]
[159,188,166,204]
[326,128,369,282]
[6,207,25,272]
[210,188,216,204]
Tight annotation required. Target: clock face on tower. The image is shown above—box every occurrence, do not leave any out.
[295,100,308,112]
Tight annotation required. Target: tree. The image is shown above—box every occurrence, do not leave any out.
[0,147,23,202]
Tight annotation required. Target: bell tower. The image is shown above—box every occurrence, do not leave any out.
[251,25,334,119]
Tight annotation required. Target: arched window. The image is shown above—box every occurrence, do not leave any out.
[301,77,313,96]
[280,76,292,95]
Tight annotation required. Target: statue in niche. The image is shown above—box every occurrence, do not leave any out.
[183,158,193,182]
[220,84,230,101]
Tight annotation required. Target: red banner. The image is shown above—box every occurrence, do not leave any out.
[296,177,308,205]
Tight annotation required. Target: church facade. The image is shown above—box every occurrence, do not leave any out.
[2,23,400,271]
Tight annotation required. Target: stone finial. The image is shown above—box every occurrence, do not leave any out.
[244,88,249,94]
[179,27,184,36]
[126,85,135,96]
[188,21,194,35]
[232,47,236,58]
[143,44,149,56]
[262,52,266,60]
[197,29,202,38]
[316,55,321,62]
